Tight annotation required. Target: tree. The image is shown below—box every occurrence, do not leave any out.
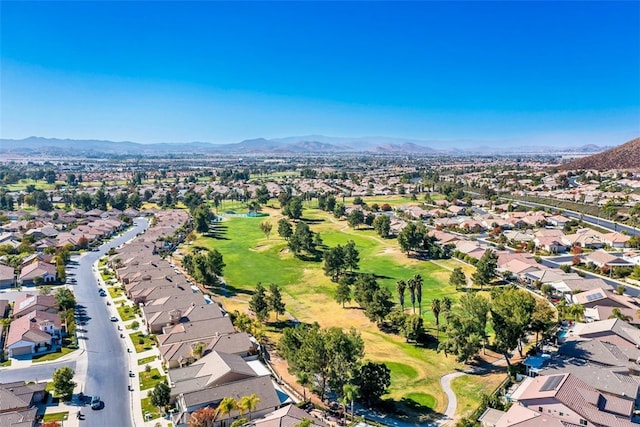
[259,221,273,239]
[194,205,211,233]
[400,314,424,343]
[414,274,423,314]
[342,384,359,421]
[347,209,365,229]
[249,283,269,322]
[431,298,442,336]
[396,280,407,311]
[55,288,76,311]
[335,278,352,308]
[354,362,391,406]
[372,214,391,238]
[491,287,536,366]
[364,287,395,325]
[397,222,426,255]
[217,397,238,427]
[449,267,467,290]
[148,382,171,412]
[238,394,260,420]
[190,407,218,427]
[283,197,303,220]
[569,303,585,321]
[343,240,360,272]
[52,366,76,400]
[472,249,498,289]
[255,184,270,205]
[530,300,556,348]
[438,293,490,363]
[267,284,286,320]
[277,219,292,241]
[323,245,345,281]
[609,308,632,321]
[407,278,416,314]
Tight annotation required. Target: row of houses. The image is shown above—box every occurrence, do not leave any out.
[481,317,640,426]
[107,209,308,427]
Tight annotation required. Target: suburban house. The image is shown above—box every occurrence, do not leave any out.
[503,373,636,426]
[250,404,327,427]
[0,381,46,427]
[18,261,57,286]
[172,375,283,427]
[12,294,58,319]
[584,250,635,269]
[5,310,62,357]
[0,264,15,289]
[160,331,257,369]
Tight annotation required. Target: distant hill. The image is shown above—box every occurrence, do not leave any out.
[560,137,640,170]
[0,135,619,157]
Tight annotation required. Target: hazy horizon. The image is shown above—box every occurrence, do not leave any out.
[1,2,639,147]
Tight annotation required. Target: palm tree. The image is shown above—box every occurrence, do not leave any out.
[407,279,416,314]
[414,274,423,315]
[569,304,585,322]
[342,384,359,421]
[396,280,407,311]
[609,308,632,322]
[298,372,310,401]
[217,397,238,427]
[556,299,569,320]
[442,296,452,323]
[238,394,260,421]
[431,299,442,336]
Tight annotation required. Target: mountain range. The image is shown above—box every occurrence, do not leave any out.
[0,135,615,157]
[560,137,640,170]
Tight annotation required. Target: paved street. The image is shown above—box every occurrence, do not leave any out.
[1,217,149,427]
[70,217,149,427]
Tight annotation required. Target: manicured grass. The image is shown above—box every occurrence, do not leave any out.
[117,305,137,321]
[108,286,124,299]
[1,359,11,367]
[451,372,507,419]
[43,411,69,422]
[139,368,165,390]
[186,207,503,419]
[138,355,157,365]
[131,332,156,353]
[32,347,75,363]
[140,397,162,421]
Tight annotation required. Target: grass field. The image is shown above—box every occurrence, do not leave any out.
[140,397,162,421]
[43,411,69,422]
[32,347,75,363]
[117,305,137,321]
[138,355,157,365]
[130,332,156,353]
[139,368,166,390]
[187,206,503,420]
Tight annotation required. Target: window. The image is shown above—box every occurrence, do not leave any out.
[538,407,543,412]
[559,412,564,417]
[580,420,588,426]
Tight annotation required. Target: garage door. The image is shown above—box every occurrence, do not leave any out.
[10,346,32,357]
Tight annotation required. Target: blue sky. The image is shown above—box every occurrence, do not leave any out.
[1,1,639,147]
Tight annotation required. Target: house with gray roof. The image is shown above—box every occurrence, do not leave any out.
[172,375,282,427]
[160,332,257,369]
[250,404,327,427]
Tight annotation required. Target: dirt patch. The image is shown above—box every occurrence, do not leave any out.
[279,248,290,254]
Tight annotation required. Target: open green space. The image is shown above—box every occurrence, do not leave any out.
[451,372,507,419]
[140,397,163,421]
[187,206,503,418]
[131,332,156,353]
[108,286,124,299]
[138,355,157,365]
[117,305,137,321]
[139,368,166,390]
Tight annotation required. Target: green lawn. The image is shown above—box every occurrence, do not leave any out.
[43,411,69,422]
[1,359,11,367]
[140,397,162,421]
[108,286,124,299]
[130,332,156,353]
[185,207,502,419]
[451,372,507,419]
[32,347,75,363]
[117,305,137,321]
[139,368,166,390]
[138,355,157,365]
